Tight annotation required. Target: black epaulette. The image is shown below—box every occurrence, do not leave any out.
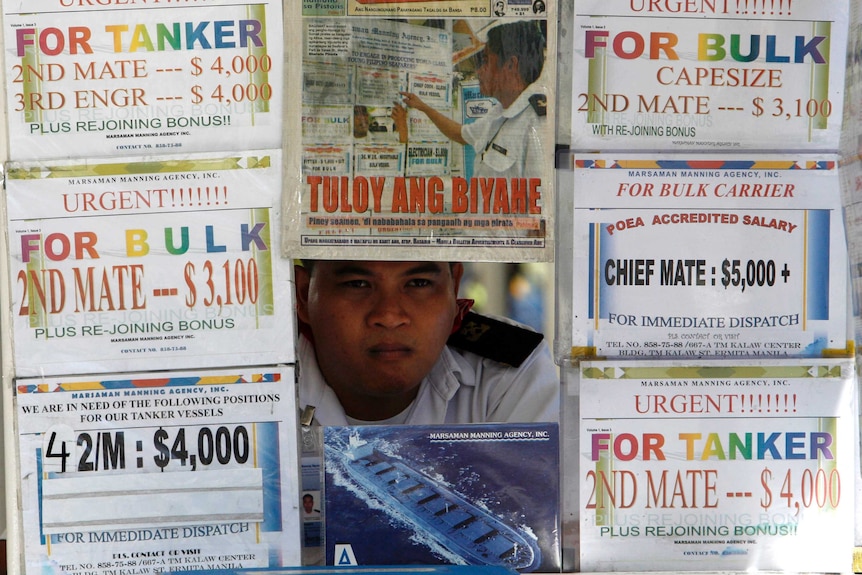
[529,94,547,116]
[447,311,544,367]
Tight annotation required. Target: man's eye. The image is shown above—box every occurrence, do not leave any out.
[406,278,433,288]
[342,279,370,288]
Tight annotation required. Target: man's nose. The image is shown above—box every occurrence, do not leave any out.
[367,291,410,329]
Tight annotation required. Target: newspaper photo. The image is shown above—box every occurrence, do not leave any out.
[284,0,556,261]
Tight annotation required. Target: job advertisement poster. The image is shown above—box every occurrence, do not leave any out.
[571,0,848,150]
[3,0,283,160]
[577,358,855,572]
[284,1,556,261]
[15,367,301,575]
[5,150,294,377]
[560,153,850,362]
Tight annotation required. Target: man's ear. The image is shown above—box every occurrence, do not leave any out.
[294,263,312,324]
[506,55,519,73]
[451,263,464,296]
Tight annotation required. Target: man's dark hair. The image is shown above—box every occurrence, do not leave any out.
[485,21,546,85]
[299,260,457,275]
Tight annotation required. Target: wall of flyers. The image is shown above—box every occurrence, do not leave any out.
[0,1,299,573]
[561,0,860,572]
[0,0,860,573]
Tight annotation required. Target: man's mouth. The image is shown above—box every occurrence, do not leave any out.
[368,343,413,359]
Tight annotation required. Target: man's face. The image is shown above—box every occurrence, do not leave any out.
[476,48,520,100]
[295,261,463,420]
[303,496,313,512]
[477,50,505,100]
[477,47,524,107]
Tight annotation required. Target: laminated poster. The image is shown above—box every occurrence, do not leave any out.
[3,0,283,160]
[15,366,301,575]
[5,150,293,377]
[571,0,849,150]
[285,0,556,261]
[576,358,855,572]
[323,423,561,573]
[559,153,850,362]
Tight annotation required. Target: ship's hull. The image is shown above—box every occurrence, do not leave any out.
[333,445,542,572]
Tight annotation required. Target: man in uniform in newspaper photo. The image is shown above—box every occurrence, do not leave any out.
[294,260,559,425]
[398,20,547,179]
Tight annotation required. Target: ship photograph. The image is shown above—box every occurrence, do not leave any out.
[323,423,561,572]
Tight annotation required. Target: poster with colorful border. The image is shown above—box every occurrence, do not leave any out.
[15,367,301,575]
[3,0,283,160]
[558,153,850,362]
[4,150,293,377]
[571,0,849,151]
[284,1,556,261]
[577,358,855,572]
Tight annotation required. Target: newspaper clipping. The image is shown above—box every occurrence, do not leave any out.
[284,0,556,261]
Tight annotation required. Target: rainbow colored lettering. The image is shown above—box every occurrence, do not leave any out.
[591,431,834,461]
[16,21,263,57]
[585,31,827,64]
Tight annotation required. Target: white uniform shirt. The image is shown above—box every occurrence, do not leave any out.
[461,84,546,179]
[297,330,560,426]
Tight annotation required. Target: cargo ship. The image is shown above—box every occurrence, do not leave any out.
[329,434,542,572]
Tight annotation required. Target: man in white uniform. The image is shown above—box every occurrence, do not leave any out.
[294,260,559,425]
[399,20,547,179]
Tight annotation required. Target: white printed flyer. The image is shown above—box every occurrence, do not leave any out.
[4,150,294,377]
[15,367,301,575]
[284,1,556,261]
[559,153,850,362]
[571,0,848,150]
[3,0,283,160]
[577,358,855,572]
